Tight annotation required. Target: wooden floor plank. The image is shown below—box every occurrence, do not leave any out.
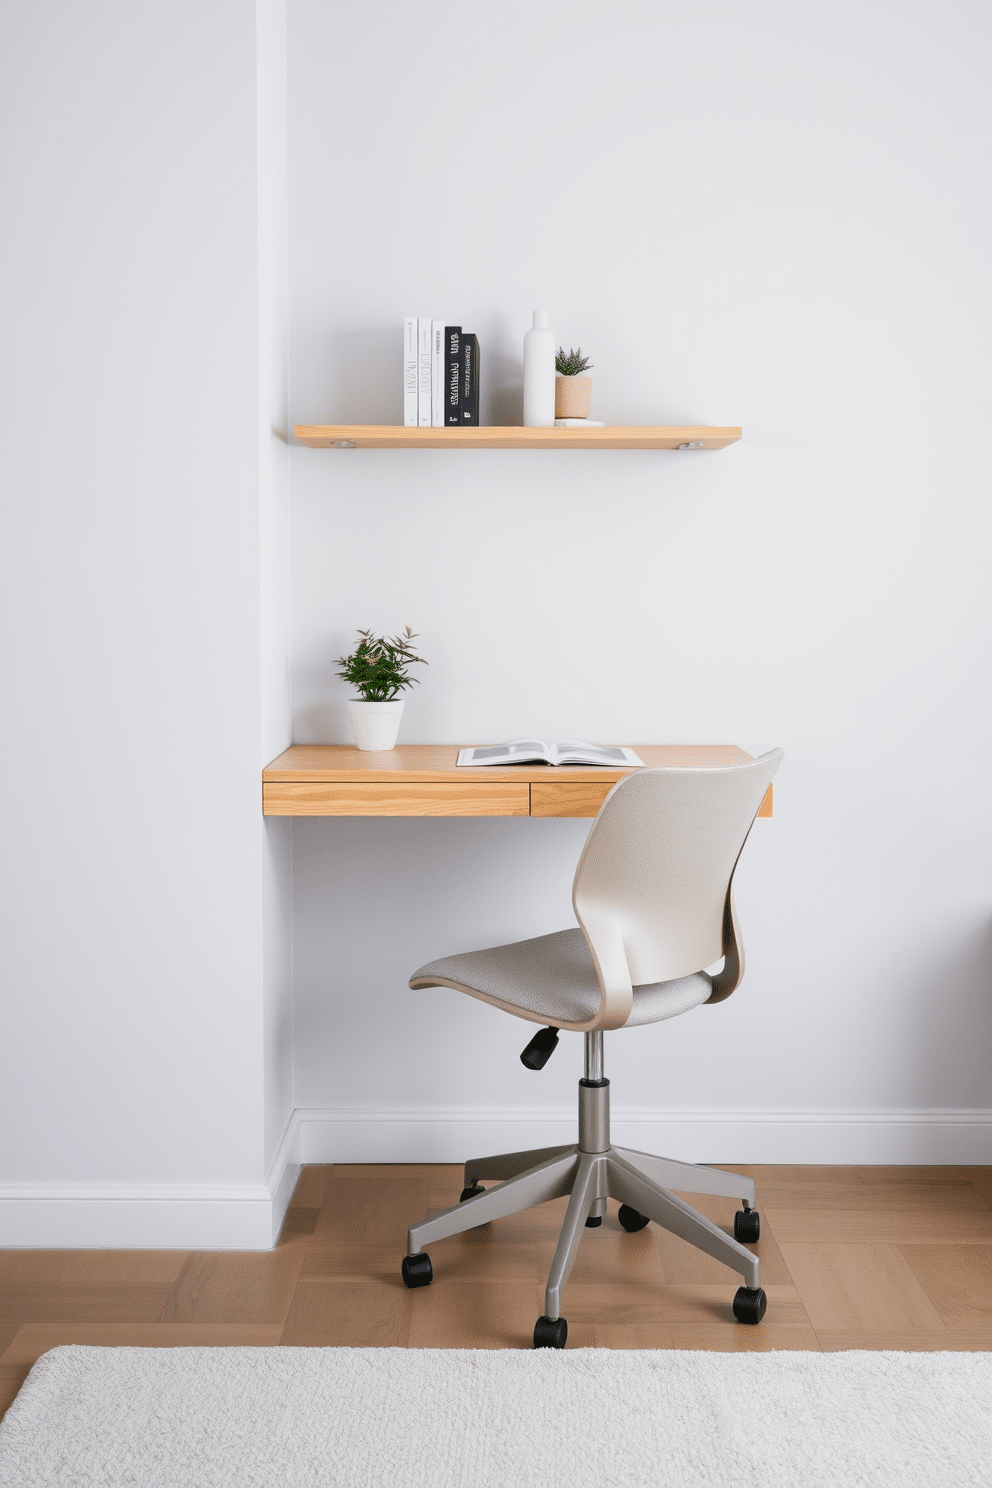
[755,1180,991,1212]
[286,1164,334,1211]
[310,1164,433,1248]
[898,1244,992,1327]
[779,1242,948,1334]
[405,1280,544,1350]
[765,1208,992,1244]
[280,1278,413,1347]
[0,1321,283,1368]
[158,1243,310,1325]
[0,1365,27,1421]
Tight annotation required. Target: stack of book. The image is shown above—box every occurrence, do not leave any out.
[404,319,480,428]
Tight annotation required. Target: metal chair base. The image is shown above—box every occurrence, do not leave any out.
[406,1074,761,1323]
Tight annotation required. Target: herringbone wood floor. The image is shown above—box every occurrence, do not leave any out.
[2,1163,990,1420]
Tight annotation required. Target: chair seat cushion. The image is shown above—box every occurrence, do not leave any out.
[409,928,712,1030]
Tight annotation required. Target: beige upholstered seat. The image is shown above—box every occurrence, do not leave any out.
[402,749,784,1349]
[412,928,713,1029]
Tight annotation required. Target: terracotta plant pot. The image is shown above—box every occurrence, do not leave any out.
[555,375,592,419]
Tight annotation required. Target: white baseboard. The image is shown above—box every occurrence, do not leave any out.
[3,1107,986,1249]
[0,1185,278,1250]
[0,1113,303,1252]
[296,1106,992,1166]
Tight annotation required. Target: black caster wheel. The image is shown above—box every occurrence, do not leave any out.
[584,1214,603,1228]
[459,1183,486,1202]
[734,1208,760,1244]
[618,1204,650,1233]
[533,1315,568,1349]
[401,1253,433,1289]
[732,1285,767,1324]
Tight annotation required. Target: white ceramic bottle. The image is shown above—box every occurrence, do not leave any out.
[523,310,555,427]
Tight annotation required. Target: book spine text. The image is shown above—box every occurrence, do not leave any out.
[445,325,462,427]
[461,333,480,425]
[403,317,418,427]
[431,320,445,427]
[417,318,432,427]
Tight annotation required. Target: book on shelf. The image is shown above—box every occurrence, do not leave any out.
[402,319,480,427]
[403,316,418,427]
[431,320,445,427]
[457,740,644,768]
[461,333,480,426]
[417,319,433,427]
[445,325,462,426]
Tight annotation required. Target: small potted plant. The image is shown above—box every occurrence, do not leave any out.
[334,626,427,750]
[555,346,594,419]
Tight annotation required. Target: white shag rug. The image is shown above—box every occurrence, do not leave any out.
[0,1345,989,1487]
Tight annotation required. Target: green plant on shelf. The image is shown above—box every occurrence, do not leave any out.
[555,347,594,376]
[334,626,428,701]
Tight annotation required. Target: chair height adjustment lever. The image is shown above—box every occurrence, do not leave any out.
[520,1026,560,1070]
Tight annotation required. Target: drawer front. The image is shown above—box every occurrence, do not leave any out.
[531,780,774,819]
[263,781,530,817]
[530,781,616,818]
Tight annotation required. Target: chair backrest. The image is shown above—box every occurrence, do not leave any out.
[572,750,783,990]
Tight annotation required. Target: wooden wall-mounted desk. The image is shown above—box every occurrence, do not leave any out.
[262,745,773,820]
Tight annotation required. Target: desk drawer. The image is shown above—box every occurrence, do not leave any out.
[530,781,615,818]
[263,781,530,817]
[530,780,774,819]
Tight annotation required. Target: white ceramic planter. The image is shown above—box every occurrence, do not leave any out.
[348,698,405,751]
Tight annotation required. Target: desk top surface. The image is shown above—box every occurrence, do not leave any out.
[263,743,754,783]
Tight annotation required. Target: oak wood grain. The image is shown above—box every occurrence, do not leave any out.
[264,780,530,817]
[898,1244,992,1325]
[531,781,613,818]
[778,1243,948,1332]
[293,424,742,451]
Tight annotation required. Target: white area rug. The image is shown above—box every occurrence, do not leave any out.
[0,1345,989,1487]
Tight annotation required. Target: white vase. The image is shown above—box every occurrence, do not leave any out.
[348,699,405,751]
[523,310,555,427]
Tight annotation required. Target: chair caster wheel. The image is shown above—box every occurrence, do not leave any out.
[584,1214,603,1228]
[618,1204,650,1233]
[732,1285,767,1324]
[459,1183,486,1202]
[533,1315,568,1349]
[401,1253,433,1289]
[734,1208,760,1243]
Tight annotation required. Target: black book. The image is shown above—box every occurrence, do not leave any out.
[444,326,462,427]
[461,333,480,426]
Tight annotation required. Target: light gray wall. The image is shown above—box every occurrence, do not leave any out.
[288,0,992,1161]
[0,2,294,1245]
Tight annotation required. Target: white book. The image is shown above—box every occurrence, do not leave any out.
[417,318,433,427]
[457,740,645,768]
[403,316,418,427]
[431,319,445,427]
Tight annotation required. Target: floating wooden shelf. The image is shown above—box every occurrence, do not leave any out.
[292,424,742,451]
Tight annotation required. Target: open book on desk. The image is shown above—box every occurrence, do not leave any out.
[457,740,645,768]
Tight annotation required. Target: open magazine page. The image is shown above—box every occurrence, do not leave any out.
[457,741,644,768]
[457,740,551,767]
[550,742,644,766]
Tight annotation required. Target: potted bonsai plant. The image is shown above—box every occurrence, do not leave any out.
[334,626,427,750]
[555,346,594,419]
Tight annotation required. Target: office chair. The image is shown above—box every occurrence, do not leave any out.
[401,750,783,1348]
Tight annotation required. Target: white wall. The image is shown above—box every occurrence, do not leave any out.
[288,0,991,1162]
[0,2,294,1246]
